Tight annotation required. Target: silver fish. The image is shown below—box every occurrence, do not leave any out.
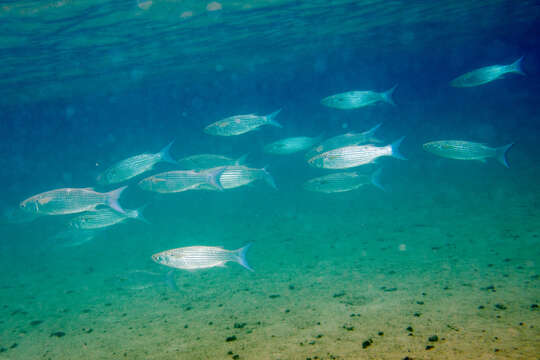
[97,141,177,185]
[308,137,406,169]
[423,140,513,167]
[208,165,276,190]
[321,85,397,109]
[450,57,524,87]
[152,244,252,271]
[52,228,99,247]
[177,154,247,170]
[264,134,324,155]
[204,109,282,136]
[69,206,147,230]
[303,168,384,193]
[20,186,126,215]
[305,123,382,160]
[138,168,223,193]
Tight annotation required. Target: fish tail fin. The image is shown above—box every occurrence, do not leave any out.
[106,186,127,214]
[366,122,383,140]
[262,166,277,189]
[370,168,386,192]
[159,140,178,165]
[132,204,150,224]
[235,153,249,165]
[265,109,283,128]
[235,243,253,271]
[206,167,226,191]
[390,136,407,160]
[381,84,397,106]
[495,143,513,168]
[509,56,525,76]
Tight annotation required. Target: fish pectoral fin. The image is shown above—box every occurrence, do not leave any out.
[477,158,487,163]
[37,196,53,205]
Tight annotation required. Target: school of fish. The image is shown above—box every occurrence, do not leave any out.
[10,56,523,274]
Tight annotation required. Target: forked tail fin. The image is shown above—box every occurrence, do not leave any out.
[265,109,282,128]
[106,186,127,213]
[495,143,513,168]
[159,140,177,165]
[235,243,253,271]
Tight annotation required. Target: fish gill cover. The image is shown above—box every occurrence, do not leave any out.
[0,1,539,359]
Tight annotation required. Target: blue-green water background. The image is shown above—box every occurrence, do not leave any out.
[1,1,539,359]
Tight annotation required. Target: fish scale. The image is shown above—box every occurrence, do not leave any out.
[70,208,134,229]
[139,170,210,193]
[152,245,252,271]
[311,145,390,169]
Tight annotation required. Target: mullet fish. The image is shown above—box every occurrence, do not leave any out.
[308,137,406,169]
[97,141,177,185]
[152,244,252,271]
[423,140,513,167]
[204,109,282,136]
[20,186,126,215]
[321,85,397,109]
[450,57,524,87]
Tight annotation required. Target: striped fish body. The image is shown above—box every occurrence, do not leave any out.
[98,152,161,185]
[306,132,380,159]
[204,115,269,136]
[303,172,370,193]
[423,141,496,160]
[69,208,136,230]
[138,170,209,193]
[213,166,276,189]
[450,57,524,87]
[264,135,322,155]
[308,145,390,169]
[152,245,252,271]
[321,91,382,109]
[177,154,238,169]
[20,188,111,215]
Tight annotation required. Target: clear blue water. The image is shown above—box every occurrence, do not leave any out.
[0,1,539,359]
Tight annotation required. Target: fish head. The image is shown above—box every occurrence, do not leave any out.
[151,252,171,266]
[422,142,437,152]
[307,154,324,168]
[19,197,39,213]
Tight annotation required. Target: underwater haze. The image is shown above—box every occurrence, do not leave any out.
[1,0,540,359]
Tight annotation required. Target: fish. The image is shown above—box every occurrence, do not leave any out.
[20,186,126,215]
[423,140,513,167]
[321,85,397,109]
[52,228,99,247]
[203,109,282,136]
[152,244,253,271]
[207,165,276,190]
[69,206,147,230]
[138,168,224,193]
[264,134,324,155]
[308,137,406,169]
[305,123,382,159]
[450,56,524,87]
[97,141,177,185]
[303,168,385,193]
[177,154,248,170]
